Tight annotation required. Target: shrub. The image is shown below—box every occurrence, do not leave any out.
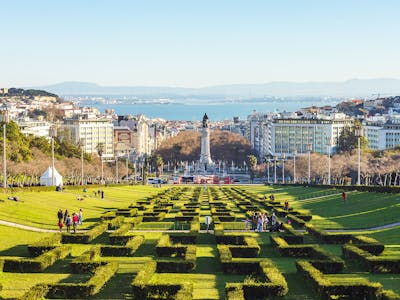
[47,263,118,298]
[101,235,144,257]
[62,222,108,244]
[17,283,48,300]
[3,246,71,273]
[71,246,104,274]
[28,233,61,256]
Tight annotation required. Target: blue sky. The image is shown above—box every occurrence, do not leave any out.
[1,0,400,87]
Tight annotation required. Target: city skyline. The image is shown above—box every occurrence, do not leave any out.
[1,0,400,88]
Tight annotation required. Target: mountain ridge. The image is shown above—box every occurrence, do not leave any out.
[29,78,400,98]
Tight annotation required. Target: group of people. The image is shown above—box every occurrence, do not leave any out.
[57,208,83,233]
[245,211,283,232]
[93,190,105,198]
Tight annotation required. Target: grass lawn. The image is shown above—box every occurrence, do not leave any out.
[0,185,164,230]
[0,185,399,299]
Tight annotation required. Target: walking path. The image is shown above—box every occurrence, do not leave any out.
[1,219,399,233]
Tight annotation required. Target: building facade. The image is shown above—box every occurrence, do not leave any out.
[63,117,114,160]
[267,116,353,157]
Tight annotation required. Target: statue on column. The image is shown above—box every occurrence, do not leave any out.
[202,113,209,128]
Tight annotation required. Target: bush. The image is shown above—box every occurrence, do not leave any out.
[47,263,118,298]
[342,244,400,273]
[17,283,48,300]
[101,235,144,256]
[109,223,132,245]
[296,260,384,299]
[28,233,61,256]
[71,246,104,274]
[62,221,109,244]
[3,246,71,273]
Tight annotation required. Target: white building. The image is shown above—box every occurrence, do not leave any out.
[267,116,353,157]
[118,114,151,158]
[62,117,114,160]
[364,121,400,150]
[18,119,51,137]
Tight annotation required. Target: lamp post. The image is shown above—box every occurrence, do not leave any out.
[49,127,56,186]
[282,154,286,184]
[0,104,9,188]
[293,150,297,184]
[115,153,119,183]
[307,144,312,184]
[326,136,331,185]
[126,150,130,181]
[266,158,270,184]
[355,128,363,185]
[96,143,104,184]
[80,139,84,186]
[274,156,277,184]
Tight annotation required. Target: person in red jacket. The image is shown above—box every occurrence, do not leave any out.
[72,213,79,233]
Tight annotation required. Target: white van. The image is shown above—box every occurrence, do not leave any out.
[147,177,162,185]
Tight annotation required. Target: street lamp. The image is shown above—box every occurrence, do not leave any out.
[0,104,9,188]
[282,154,286,184]
[115,153,119,183]
[49,127,56,186]
[266,158,270,184]
[274,156,277,184]
[307,144,312,184]
[97,143,104,184]
[126,150,130,181]
[293,150,297,184]
[355,127,363,185]
[326,136,331,185]
[79,138,84,186]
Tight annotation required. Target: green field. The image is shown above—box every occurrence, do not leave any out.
[0,185,399,299]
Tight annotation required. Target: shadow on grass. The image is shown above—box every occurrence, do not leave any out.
[0,245,29,257]
[89,273,133,299]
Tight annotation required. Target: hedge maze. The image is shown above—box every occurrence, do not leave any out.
[0,186,399,299]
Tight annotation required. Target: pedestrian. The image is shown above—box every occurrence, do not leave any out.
[257,214,263,232]
[58,220,64,232]
[78,209,83,225]
[65,214,72,232]
[271,212,276,227]
[57,209,63,222]
[101,190,104,199]
[63,209,68,224]
[342,192,347,203]
[284,200,289,212]
[72,213,79,233]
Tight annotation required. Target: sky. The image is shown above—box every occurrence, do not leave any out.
[1,0,400,88]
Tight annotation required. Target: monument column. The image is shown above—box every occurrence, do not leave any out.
[199,113,213,171]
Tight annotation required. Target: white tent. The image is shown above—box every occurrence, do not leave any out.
[40,167,63,186]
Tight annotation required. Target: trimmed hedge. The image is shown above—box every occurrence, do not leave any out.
[342,244,400,273]
[47,262,118,299]
[14,283,48,300]
[27,233,61,256]
[62,222,108,244]
[70,246,104,274]
[223,259,288,299]
[101,235,144,256]
[3,246,71,273]
[296,260,384,299]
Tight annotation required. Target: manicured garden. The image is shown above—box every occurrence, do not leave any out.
[0,185,399,299]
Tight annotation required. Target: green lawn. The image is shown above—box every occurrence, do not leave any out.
[0,185,399,299]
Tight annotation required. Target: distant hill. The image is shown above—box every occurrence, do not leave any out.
[5,88,60,99]
[32,78,400,98]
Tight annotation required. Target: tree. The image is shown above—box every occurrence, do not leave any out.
[337,120,368,153]
[150,154,164,177]
[246,155,257,183]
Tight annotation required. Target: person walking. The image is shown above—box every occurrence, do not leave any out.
[78,209,83,225]
[342,192,347,203]
[65,214,72,232]
[63,209,69,224]
[58,220,64,232]
[57,209,63,222]
[72,213,79,233]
